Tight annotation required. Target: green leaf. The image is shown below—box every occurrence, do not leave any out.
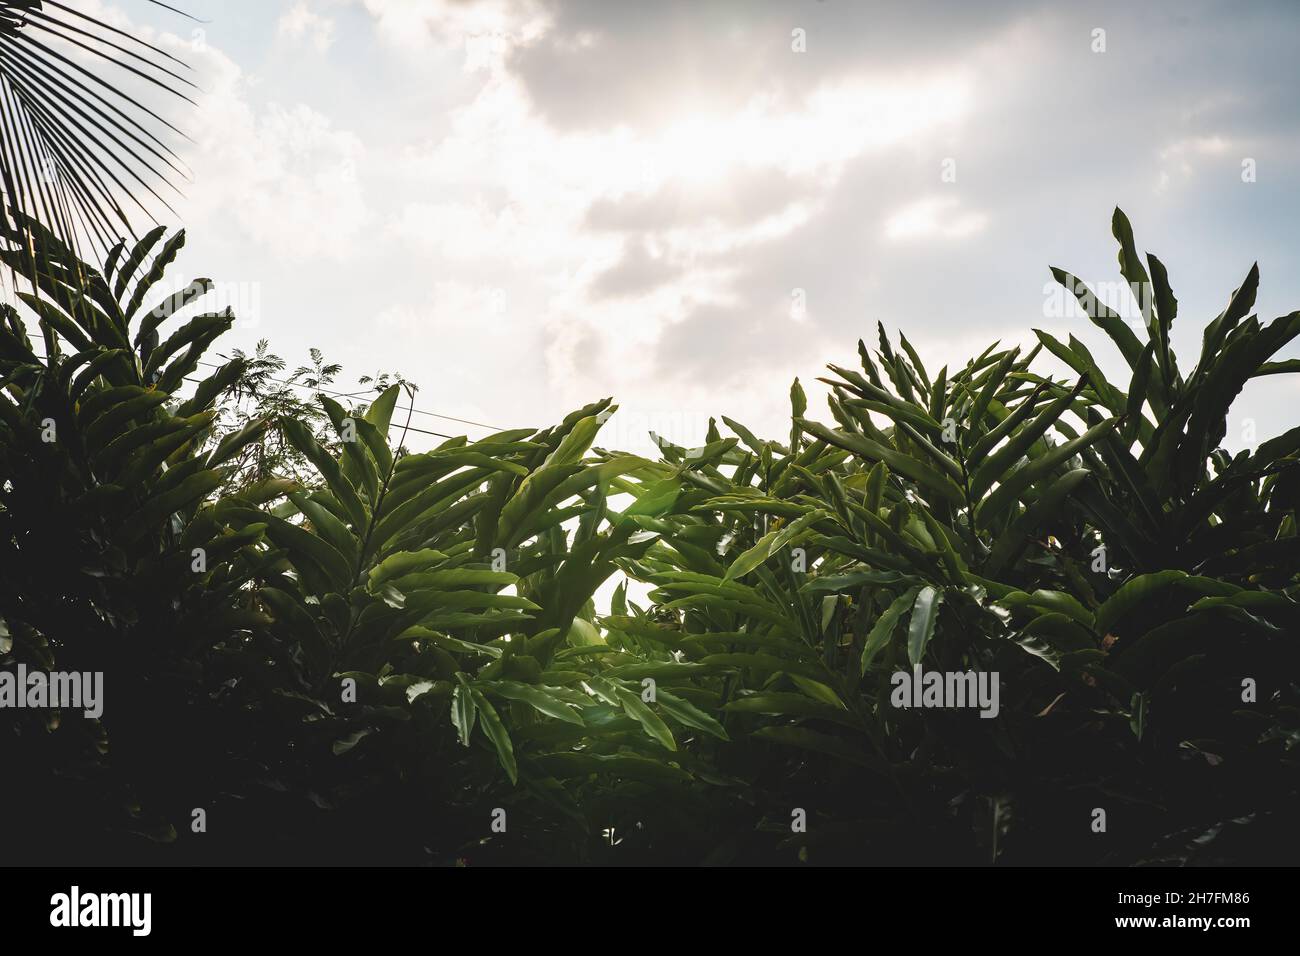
[365,383,402,434]
[790,377,808,418]
[1111,207,1151,302]
[999,589,1093,629]
[280,416,368,531]
[612,683,677,751]
[601,660,713,681]
[621,477,681,520]
[367,549,450,590]
[797,419,965,506]
[724,693,859,727]
[968,349,1020,437]
[1014,613,1096,670]
[469,686,518,784]
[790,673,846,709]
[977,418,1117,527]
[489,681,585,725]
[332,728,372,756]
[289,490,357,565]
[697,652,824,681]
[861,586,921,674]
[1049,266,1145,369]
[259,513,353,592]
[446,683,475,754]
[723,508,828,582]
[907,586,943,666]
[656,689,729,741]
[398,626,504,658]
[969,378,1083,498]
[1094,571,1237,636]
[1123,339,1157,441]
[121,469,227,543]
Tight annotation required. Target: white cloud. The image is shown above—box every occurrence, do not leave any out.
[885,196,988,241]
[375,55,974,436]
[1160,135,1233,160]
[278,2,337,53]
[1154,135,1236,193]
[346,0,549,61]
[86,0,1299,453]
[174,47,369,262]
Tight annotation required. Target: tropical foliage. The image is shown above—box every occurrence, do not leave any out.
[2,209,1297,865]
[0,0,193,262]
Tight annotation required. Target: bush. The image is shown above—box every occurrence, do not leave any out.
[2,209,1297,865]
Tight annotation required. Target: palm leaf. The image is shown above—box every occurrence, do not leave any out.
[0,1,195,268]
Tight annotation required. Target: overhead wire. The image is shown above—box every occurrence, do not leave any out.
[19,351,507,442]
[194,358,506,433]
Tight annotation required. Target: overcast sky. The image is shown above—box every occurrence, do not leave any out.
[101,0,1300,455]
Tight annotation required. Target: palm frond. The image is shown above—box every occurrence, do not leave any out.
[0,0,194,269]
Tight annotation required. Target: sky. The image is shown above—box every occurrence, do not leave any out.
[88,0,1300,455]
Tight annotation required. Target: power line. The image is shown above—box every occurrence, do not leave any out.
[197,359,505,433]
[2,281,507,434]
[198,371,459,441]
[15,349,507,440]
[17,352,481,441]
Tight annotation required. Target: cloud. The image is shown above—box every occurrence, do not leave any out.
[585,168,806,233]
[885,196,988,241]
[505,0,1023,131]
[187,92,369,263]
[589,238,684,300]
[653,300,831,385]
[278,2,337,53]
[345,0,549,59]
[127,0,1300,453]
